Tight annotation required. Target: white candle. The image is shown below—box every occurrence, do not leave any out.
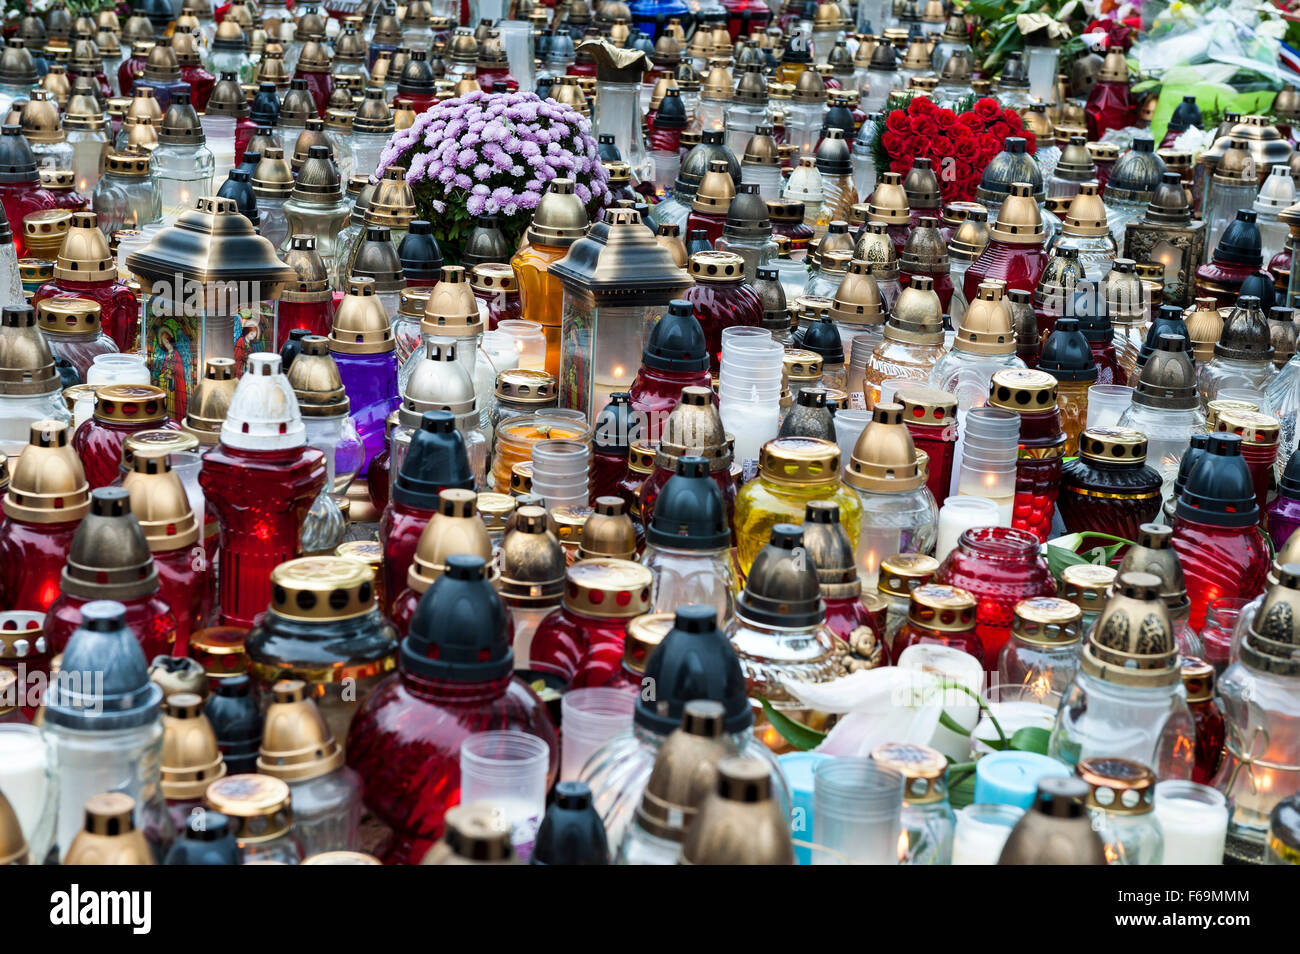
[895,643,985,761]
[1154,781,1228,865]
[0,725,49,843]
[936,497,1000,562]
[719,399,780,471]
[952,803,1024,865]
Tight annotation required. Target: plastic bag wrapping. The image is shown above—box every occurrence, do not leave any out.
[1135,0,1298,85]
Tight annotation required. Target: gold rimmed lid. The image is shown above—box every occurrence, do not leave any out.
[1081,571,1178,686]
[160,691,227,800]
[90,383,167,425]
[121,445,200,552]
[1214,409,1280,447]
[867,171,910,225]
[203,774,293,843]
[870,742,946,803]
[896,385,957,429]
[907,582,977,632]
[182,358,237,445]
[989,368,1058,413]
[408,490,494,592]
[757,436,840,485]
[268,556,377,623]
[256,679,345,783]
[989,182,1045,243]
[955,281,1015,354]
[1181,656,1215,702]
[36,296,100,336]
[62,793,153,865]
[328,278,395,354]
[1076,757,1155,815]
[421,265,484,337]
[562,557,653,618]
[1077,426,1148,464]
[498,505,566,603]
[877,552,939,598]
[844,402,927,493]
[578,496,637,561]
[1059,563,1116,616]
[1013,596,1082,646]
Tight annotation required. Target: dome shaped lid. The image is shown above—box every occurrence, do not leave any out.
[392,410,475,511]
[844,402,926,492]
[550,207,690,299]
[1214,294,1273,362]
[867,171,910,225]
[898,216,948,274]
[814,127,851,176]
[420,265,483,337]
[1116,522,1189,617]
[280,234,331,304]
[578,496,637,561]
[255,677,346,783]
[0,41,37,87]
[903,157,942,209]
[1175,432,1258,527]
[1132,332,1197,409]
[594,391,637,452]
[1242,564,1300,676]
[885,275,943,342]
[647,455,730,550]
[1211,209,1262,267]
[219,352,307,451]
[643,299,709,372]
[1255,164,1297,215]
[286,336,349,418]
[989,367,1059,412]
[18,91,63,145]
[207,72,250,118]
[1142,171,1192,225]
[737,523,825,627]
[831,258,885,325]
[45,600,164,731]
[0,303,59,395]
[977,137,1044,204]
[61,487,158,605]
[160,691,227,800]
[121,444,200,552]
[800,499,860,597]
[1033,246,1084,315]
[350,226,405,291]
[532,780,609,865]
[1054,134,1096,182]
[802,314,845,364]
[657,386,729,472]
[989,182,1045,244]
[1061,182,1108,237]
[956,281,1015,355]
[634,604,752,735]
[1106,136,1167,203]
[290,143,342,201]
[1081,571,1178,686]
[351,87,393,134]
[1212,139,1257,186]
[333,21,367,61]
[142,39,182,83]
[403,554,512,681]
[527,178,590,247]
[723,182,772,238]
[182,358,237,446]
[157,91,205,146]
[3,420,90,524]
[0,124,39,184]
[1039,317,1098,381]
[250,145,293,198]
[401,340,476,425]
[498,505,566,603]
[278,80,318,126]
[328,278,396,355]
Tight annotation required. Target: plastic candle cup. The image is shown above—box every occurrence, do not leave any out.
[459,730,552,862]
[1085,384,1134,430]
[778,750,833,865]
[952,802,1025,865]
[974,751,1071,810]
[559,688,635,782]
[0,724,50,847]
[936,496,1000,563]
[812,757,905,865]
[1154,780,1228,865]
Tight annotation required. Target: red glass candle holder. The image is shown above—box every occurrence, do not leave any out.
[1058,429,1163,542]
[1172,518,1270,631]
[293,67,333,119]
[1085,80,1136,141]
[629,367,714,443]
[1198,596,1248,674]
[70,384,178,489]
[32,275,142,354]
[379,500,435,620]
[893,583,986,669]
[898,386,958,508]
[964,235,1050,304]
[684,251,764,373]
[934,527,1055,671]
[1182,657,1226,785]
[989,369,1065,542]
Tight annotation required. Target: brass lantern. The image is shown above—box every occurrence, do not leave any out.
[126,195,297,421]
[550,207,690,422]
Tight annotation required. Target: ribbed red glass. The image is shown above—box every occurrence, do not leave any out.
[722,0,771,38]
[648,126,682,154]
[0,518,78,613]
[684,275,764,374]
[629,365,714,443]
[684,209,729,247]
[475,67,515,93]
[638,462,737,536]
[771,219,814,256]
[367,451,392,515]
[1008,406,1065,542]
[905,420,956,508]
[292,68,332,118]
[590,447,629,503]
[1058,455,1163,542]
[72,415,181,491]
[1084,80,1136,141]
[198,444,326,630]
[1240,442,1278,526]
[1189,693,1226,785]
[33,276,142,353]
[345,670,557,865]
[1171,517,1270,631]
[823,595,890,666]
[1194,258,1258,310]
[45,590,177,661]
[378,500,433,620]
[153,547,210,656]
[964,238,1050,304]
[935,527,1055,671]
[1087,338,1125,386]
[181,64,217,112]
[0,181,68,258]
[526,606,627,690]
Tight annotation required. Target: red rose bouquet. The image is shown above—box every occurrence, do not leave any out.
[870,95,1038,203]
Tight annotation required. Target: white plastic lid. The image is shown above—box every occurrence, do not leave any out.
[1254,165,1297,216]
[219,353,308,451]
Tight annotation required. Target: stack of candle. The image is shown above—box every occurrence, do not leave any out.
[530,438,589,510]
[718,327,784,468]
[952,407,1020,523]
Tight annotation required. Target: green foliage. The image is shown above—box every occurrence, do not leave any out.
[759,698,828,751]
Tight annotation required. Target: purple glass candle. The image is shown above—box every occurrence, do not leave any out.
[335,351,399,475]
[1268,452,1300,551]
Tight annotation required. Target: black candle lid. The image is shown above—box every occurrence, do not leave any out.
[403,554,513,681]
[594,391,639,452]
[529,781,609,865]
[1039,317,1098,382]
[646,455,731,550]
[398,220,444,281]
[634,604,752,735]
[392,410,475,510]
[642,299,709,372]
[1280,444,1300,499]
[803,315,845,364]
[1212,209,1263,267]
[1138,304,1192,368]
[1174,432,1259,527]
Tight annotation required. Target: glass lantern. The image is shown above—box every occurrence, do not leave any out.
[552,207,691,424]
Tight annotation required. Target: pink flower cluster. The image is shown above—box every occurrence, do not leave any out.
[376,89,610,220]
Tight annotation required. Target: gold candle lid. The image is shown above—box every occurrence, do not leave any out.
[1081,571,1178,686]
[624,611,672,674]
[409,489,494,593]
[53,210,117,281]
[510,461,533,495]
[36,296,101,335]
[62,793,154,865]
[844,402,927,493]
[1060,182,1109,237]
[122,445,200,551]
[955,281,1015,355]
[1059,563,1116,616]
[1076,757,1156,815]
[475,492,516,533]
[578,496,637,561]
[328,278,396,355]
[256,679,345,782]
[989,182,1045,244]
[628,440,657,475]
[877,552,939,598]
[989,368,1058,412]
[562,557,653,618]
[496,368,556,404]
[1012,596,1082,646]
[1077,426,1148,464]
[3,420,91,524]
[22,208,72,258]
[758,436,840,485]
[870,742,946,803]
[422,265,485,337]
[183,357,237,445]
[268,556,377,622]
[91,384,168,425]
[160,691,227,800]
[1214,409,1280,446]
[203,774,294,843]
[906,583,977,632]
[1180,655,1215,702]
[498,505,565,603]
[1204,397,1258,428]
[421,803,516,865]
[867,171,910,225]
[896,385,957,429]
[782,349,824,381]
[689,249,745,283]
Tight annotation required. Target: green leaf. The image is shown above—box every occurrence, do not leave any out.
[947,767,977,810]
[938,709,974,739]
[759,698,826,751]
[1046,543,1090,580]
[1009,727,1051,755]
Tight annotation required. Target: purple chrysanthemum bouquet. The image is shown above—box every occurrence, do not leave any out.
[376,89,610,265]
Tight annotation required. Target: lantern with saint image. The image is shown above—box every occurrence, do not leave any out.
[552,206,690,423]
[126,195,298,423]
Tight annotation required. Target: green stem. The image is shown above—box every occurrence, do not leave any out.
[938,679,1007,749]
